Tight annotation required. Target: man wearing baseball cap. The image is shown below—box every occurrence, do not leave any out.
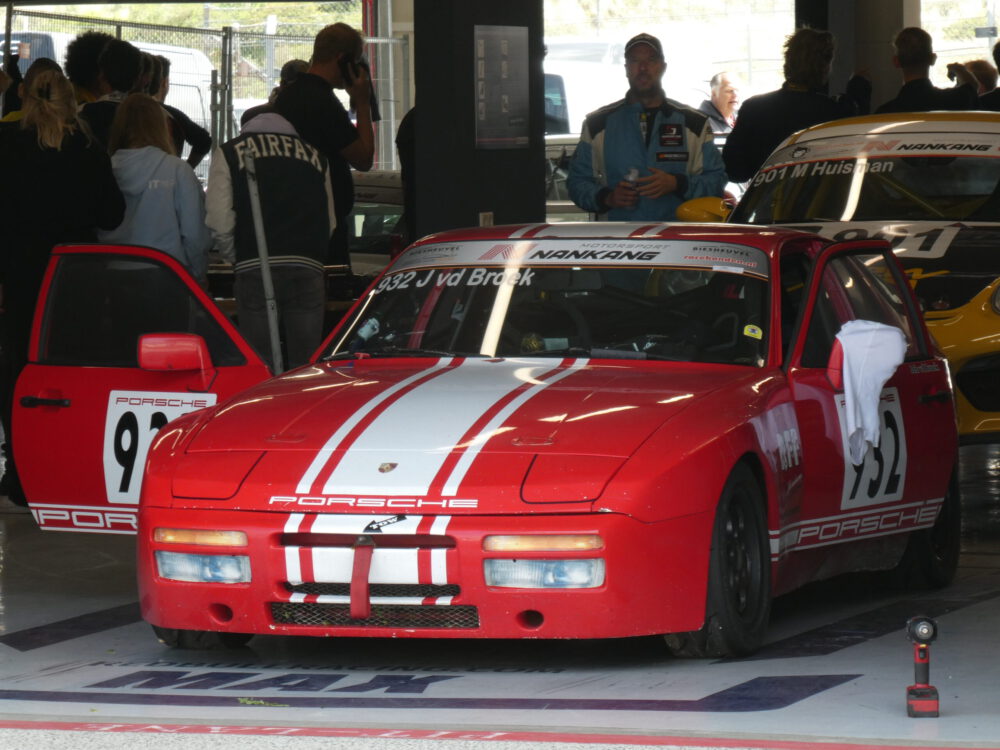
[568,32,726,221]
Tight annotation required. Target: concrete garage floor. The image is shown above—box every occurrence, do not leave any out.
[0,447,999,750]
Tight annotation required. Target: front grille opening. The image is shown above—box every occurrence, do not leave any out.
[270,602,479,629]
[281,533,455,549]
[285,582,460,598]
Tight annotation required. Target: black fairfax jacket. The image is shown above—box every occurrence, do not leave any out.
[205,113,336,271]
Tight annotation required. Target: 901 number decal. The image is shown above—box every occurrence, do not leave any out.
[102,391,217,504]
[837,388,907,510]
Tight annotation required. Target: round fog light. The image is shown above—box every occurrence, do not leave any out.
[210,603,234,623]
[517,610,544,630]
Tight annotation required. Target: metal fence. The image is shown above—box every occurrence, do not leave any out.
[2,8,409,171]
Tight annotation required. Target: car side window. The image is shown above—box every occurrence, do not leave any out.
[801,250,920,368]
[38,253,245,368]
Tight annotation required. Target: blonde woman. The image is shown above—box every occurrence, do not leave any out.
[97,93,212,284]
[0,68,124,502]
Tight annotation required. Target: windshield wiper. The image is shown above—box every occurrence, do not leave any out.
[324,347,479,361]
[517,347,690,361]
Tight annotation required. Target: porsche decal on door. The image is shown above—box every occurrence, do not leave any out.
[103,390,218,504]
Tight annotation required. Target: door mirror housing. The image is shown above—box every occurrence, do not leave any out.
[139,333,215,390]
[826,337,844,390]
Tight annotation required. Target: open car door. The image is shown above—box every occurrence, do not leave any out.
[780,240,957,574]
[12,244,271,533]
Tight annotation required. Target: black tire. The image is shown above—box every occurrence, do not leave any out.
[895,470,961,590]
[152,625,253,650]
[664,463,771,658]
[0,464,28,507]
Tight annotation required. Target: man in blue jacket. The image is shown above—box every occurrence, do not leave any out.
[568,33,726,220]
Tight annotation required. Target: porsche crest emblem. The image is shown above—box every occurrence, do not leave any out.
[378,462,398,473]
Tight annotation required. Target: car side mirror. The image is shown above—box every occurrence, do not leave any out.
[676,196,731,222]
[826,338,844,390]
[138,333,216,391]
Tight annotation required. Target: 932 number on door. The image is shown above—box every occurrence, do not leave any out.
[837,388,907,510]
[102,390,217,504]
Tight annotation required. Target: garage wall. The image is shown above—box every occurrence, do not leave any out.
[412,0,546,238]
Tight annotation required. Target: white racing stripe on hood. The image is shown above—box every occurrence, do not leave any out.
[441,359,587,496]
[296,359,454,494]
[319,359,574,496]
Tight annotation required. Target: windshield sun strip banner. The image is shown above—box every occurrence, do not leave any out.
[762,132,1000,170]
[389,239,769,278]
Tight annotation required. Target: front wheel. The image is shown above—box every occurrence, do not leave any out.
[152,625,253,650]
[665,463,771,658]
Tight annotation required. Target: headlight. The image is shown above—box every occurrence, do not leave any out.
[484,558,605,588]
[483,534,603,552]
[154,528,248,546]
[155,551,251,583]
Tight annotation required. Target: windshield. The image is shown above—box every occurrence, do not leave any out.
[325,239,769,366]
[732,135,1000,224]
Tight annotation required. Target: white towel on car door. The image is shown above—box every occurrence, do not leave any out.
[835,319,907,466]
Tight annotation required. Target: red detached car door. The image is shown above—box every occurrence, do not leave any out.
[12,244,271,533]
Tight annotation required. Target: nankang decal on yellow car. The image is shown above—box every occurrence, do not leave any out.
[102,390,217,505]
[768,132,1000,166]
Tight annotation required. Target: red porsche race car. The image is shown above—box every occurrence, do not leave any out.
[123,222,959,657]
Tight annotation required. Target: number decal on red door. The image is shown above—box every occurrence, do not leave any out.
[837,387,908,510]
[102,391,217,504]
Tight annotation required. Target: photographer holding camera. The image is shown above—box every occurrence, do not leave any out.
[274,22,375,267]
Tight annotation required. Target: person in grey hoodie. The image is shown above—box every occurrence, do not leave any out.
[98,92,212,284]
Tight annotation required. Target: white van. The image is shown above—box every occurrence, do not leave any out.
[132,40,215,133]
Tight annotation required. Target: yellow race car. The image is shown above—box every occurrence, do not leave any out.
[722,112,1000,443]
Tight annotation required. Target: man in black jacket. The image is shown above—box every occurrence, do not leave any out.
[723,28,870,184]
[876,27,978,113]
[274,23,374,267]
[205,112,336,370]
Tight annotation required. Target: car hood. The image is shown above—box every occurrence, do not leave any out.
[176,357,739,511]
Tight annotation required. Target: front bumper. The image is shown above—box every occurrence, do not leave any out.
[137,507,713,640]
